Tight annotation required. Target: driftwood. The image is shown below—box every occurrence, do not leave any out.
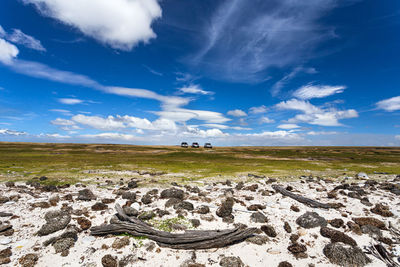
[90,204,257,249]
[364,243,400,267]
[272,185,332,209]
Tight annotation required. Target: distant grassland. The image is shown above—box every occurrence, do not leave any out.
[0,142,399,184]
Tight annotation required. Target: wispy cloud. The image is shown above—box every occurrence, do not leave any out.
[272,66,317,96]
[192,0,339,82]
[178,84,214,95]
[249,105,267,114]
[0,129,27,136]
[277,123,300,129]
[293,84,346,100]
[23,0,162,50]
[143,65,163,76]
[6,29,46,51]
[58,98,85,105]
[376,96,400,111]
[260,116,275,124]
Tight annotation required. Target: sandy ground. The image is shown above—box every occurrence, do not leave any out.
[0,176,399,267]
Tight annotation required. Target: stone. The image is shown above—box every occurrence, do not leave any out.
[370,203,393,217]
[138,211,156,220]
[123,206,138,217]
[127,180,138,189]
[243,184,258,192]
[102,198,115,204]
[347,221,362,235]
[18,253,38,267]
[91,202,108,211]
[261,225,277,237]
[174,201,194,211]
[361,225,382,239]
[296,212,327,229]
[287,242,307,255]
[195,205,210,214]
[190,219,200,228]
[102,254,118,267]
[247,204,266,211]
[353,217,386,229]
[31,201,51,209]
[112,237,130,249]
[284,221,292,233]
[76,217,91,231]
[53,237,75,254]
[0,247,11,258]
[119,254,137,267]
[320,227,357,246]
[290,234,299,243]
[278,262,293,267]
[219,256,244,267]
[250,212,268,223]
[77,189,96,201]
[121,192,136,201]
[216,198,234,218]
[328,218,344,228]
[165,198,182,208]
[49,196,60,206]
[161,188,184,200]
[356,172,369,180]
[323,242,371,266]
[5,181,14,187]
[141,194,153,204]
[246,235,269,245]
[37,210,71,236]
[290,205,300,212]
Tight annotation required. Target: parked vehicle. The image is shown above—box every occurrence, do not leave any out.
[204,143,213,149]
[191,142,199,148]
[181,142,188,148]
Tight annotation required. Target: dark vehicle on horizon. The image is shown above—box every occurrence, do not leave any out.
[181,142,188,148]
[204,143,212,149]
[191,142,200,148]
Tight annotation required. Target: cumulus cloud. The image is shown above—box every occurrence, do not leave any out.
[58,98,85,105]
[227,109,247,117]
[178,84,214,95]
[276,99,358,126]
[6,29,46,51]
[249,105,267,114]
[277,124,300,129]
[293,84,346,100]
[376,96,400,112]
[202,124,251,130]
[181,126,228,138]
[0,38,19,64]
[0,129,27,136]
[23,0,162,50]
[156,109,229,124]
[260,116,275,124]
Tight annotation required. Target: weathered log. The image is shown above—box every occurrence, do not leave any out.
[90,204,257,249]
[272,185,332,209]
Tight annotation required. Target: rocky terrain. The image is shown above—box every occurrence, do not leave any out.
[0,175,399,266]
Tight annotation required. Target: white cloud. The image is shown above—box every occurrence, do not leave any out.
[156,108,229,124]
[7,29,46,51]
[72,114,125,131]
[276,99,358,126]
[376,96,400,112]
[307,131,338,135]
[278,123,300,129]
[39,133,70,138]
[178,84,214,95]
[202,124,251,130]
[227,109,247,117]
[80,132,139,141]
[293,84,346,100]
[0,26,5,37]
[260,116,275,124]
[396,135,400,141]
[182,126,228,138]
[272,66,317,95]
[0,38,19,64]
[249,105,267,114]
[58,98,84,105]
[23,0,162,50]
[51,118,75,126]
[0,129,27,136]
[49,109,71,115]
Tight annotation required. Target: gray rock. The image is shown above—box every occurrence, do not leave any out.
[53,237,75,253]
[121,192,136,201]
[18,253,38,267]
[246,235,269,245]
[361,225,382,239]
[119,254,137,267]
[174,201,194,211]
[123,206,138,217]
[37,210,71,236]
[102,254,118,267]
[161,188,184,200]
[250,212,268,223]
[195,205,210,214]
[296,212,327,229]
[323,242,371,266]
[77,189,96,201]
[219,256,244,267]
[216,198,234,218]
[165,198,182,208]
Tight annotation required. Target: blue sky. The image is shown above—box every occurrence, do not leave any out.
[0,0,399,146]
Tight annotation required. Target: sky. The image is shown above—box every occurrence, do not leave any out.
[0,0,399,146]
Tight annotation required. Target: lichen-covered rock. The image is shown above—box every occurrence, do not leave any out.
[121,192,136,201]
[53,237,75,254]
[161,188,184,200]
[91,202,108,211]
[296,212,327,229]
[320,227,357,246]
[216,198,234,218]
[18,253,38,267]
[250,212,268,223]
[261,225,277,237]
[123,206,138,217]
[37,210,71,236]
[353,217,386,229]
[174,201,194,211]
[102,254,118,267]
[112,236,130,249]
[323,242,371,266]
[219,256,244,267]
[195,205,210,214]
[76,217,91,231]
[278,261,293,267]
[328,218,344,228]
[77,189,96,201]
[284,221,292,233]
[370,203,393,217]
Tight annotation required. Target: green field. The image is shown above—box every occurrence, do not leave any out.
[0,142,399,185]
